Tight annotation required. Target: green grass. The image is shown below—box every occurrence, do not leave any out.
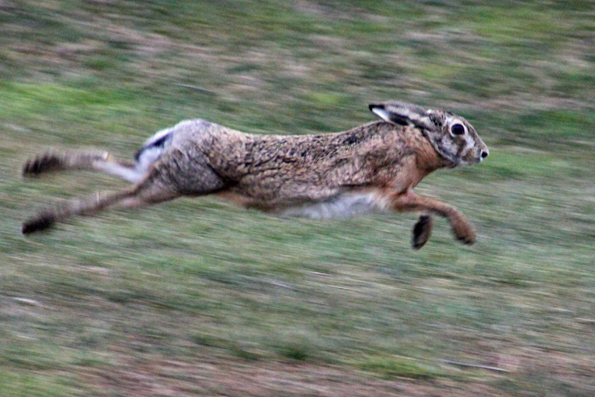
[356,356,446,380]
[0,370,77,397]
[1,0,595,396]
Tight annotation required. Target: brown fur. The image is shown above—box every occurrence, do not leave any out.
[21,101,488,249]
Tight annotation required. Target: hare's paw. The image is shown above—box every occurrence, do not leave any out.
[23,153,62,176]
[412,215,434,250]
[22,210,56,234]
[450,215,476,245]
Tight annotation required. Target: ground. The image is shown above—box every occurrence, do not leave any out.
[1,1,594,396]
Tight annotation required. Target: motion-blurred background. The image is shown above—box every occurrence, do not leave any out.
[1,1,594,396]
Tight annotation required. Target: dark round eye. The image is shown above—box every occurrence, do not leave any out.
[451,123,466,135]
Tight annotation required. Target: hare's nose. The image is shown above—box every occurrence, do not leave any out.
[481,150,489,159]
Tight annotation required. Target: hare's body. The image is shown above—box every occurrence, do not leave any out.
[161,119,447,211]
[22,101,488,249]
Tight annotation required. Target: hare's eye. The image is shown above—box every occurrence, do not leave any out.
[450,123,466,136]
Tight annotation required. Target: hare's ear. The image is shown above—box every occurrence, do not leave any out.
[369,102,435,130]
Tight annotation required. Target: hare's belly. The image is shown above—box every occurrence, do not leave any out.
[279,191,389,220]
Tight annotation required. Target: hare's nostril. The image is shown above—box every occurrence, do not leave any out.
[481,151,489,159]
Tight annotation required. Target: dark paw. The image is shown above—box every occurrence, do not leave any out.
[22,213,55,235]
[23,154,61,176]
[412,215,434,250]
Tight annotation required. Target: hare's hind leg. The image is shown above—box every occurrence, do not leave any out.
[22,174,180,234]
[23,151,145,183]
[22,152,229,234]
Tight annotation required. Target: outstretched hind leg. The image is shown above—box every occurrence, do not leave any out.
[22,176,180,234]
[23,151,145,183]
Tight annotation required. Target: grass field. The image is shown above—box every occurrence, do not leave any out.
[1,1,594,396]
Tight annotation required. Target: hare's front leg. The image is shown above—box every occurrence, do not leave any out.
[389,190,476,247]
[412,215,434,249]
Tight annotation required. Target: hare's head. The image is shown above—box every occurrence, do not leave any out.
[369,101,489,166]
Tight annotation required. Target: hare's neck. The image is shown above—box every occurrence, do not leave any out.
[414,134,453,173]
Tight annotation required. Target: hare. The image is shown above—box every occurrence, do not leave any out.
[21,101,488,249]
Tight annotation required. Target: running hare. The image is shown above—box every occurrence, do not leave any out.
[22,101,488,249]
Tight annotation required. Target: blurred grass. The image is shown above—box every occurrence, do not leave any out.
[1,0,595,396]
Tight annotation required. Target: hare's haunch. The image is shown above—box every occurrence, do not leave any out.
[22,101,488,249]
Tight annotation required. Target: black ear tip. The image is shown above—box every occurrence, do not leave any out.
[368,103,381,111]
